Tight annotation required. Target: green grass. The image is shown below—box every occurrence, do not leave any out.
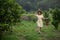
[2,21,60,40]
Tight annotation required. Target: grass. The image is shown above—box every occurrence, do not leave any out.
[2,20,60,40]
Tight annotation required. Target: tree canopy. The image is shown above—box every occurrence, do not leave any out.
[0,0,24,39]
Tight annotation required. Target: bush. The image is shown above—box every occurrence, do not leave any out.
[50,8,60,30]
[0,0,24,39]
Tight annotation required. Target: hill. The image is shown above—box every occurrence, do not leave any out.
[16,0,60,11]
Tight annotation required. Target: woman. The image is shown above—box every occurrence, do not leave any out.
[35,9,44,33]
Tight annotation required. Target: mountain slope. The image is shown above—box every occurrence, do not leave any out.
[16,0,60,11]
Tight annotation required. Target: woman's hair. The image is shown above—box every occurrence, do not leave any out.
[37,9,42,15]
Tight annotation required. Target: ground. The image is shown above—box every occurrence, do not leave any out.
[2,20,60,40]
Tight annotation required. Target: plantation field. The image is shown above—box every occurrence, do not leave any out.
[3,20,60,40]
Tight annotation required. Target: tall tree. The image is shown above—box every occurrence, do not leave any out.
[0,0,24,39]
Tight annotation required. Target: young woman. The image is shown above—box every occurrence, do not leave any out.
[35,9,44,33]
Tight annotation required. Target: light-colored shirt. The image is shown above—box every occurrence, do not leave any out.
[35,14,44,27]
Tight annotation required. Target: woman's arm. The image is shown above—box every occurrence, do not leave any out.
[35,13,37,17]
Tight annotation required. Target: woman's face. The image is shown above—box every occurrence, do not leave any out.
[38,12,41,15]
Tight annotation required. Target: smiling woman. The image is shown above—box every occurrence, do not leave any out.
[34,9,45,33]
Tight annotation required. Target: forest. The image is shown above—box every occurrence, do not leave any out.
[16,0,60,11]
[0,0,60,40]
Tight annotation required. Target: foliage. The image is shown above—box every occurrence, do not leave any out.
[49,8,60,30]
[0,0,24,39]
[2,20,60,40]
